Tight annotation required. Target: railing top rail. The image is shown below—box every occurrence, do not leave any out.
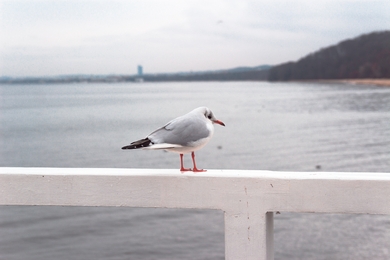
[1,167,389,181]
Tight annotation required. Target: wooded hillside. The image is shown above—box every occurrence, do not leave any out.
[268,31,390,81]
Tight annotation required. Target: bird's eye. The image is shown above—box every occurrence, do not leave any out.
[207,115,212,119]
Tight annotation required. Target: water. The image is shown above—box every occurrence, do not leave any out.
[0,81,389,259]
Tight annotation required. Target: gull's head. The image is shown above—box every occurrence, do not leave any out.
[194,107,225,126]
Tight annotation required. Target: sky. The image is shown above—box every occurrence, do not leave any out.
[1,0,389,77]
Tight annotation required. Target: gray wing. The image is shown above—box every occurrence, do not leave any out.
[148,115,210,146]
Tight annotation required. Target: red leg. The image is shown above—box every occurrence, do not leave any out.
[179,154,192,172]
[191,152,206,172]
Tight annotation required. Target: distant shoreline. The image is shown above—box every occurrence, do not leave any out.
[1,77,390,86]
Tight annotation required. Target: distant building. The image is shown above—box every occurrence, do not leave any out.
[135,65,144,82]
[137,65,143,76]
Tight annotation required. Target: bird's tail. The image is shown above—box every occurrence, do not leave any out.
[121,138,152,149]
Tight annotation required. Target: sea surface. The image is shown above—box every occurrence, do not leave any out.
[0,81,389,259]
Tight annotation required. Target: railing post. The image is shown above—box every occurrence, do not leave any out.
[266,212,274,260]
[224,210,274,260]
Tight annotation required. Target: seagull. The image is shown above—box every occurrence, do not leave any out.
[121,107,225,172]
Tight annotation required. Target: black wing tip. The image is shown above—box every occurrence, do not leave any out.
[121,138,152,150]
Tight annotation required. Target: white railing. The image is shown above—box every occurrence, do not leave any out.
[1,167,390,260]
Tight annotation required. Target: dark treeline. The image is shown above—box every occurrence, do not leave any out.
[268,31,390,81]
[143,69,269,82]
[0,68,270,84]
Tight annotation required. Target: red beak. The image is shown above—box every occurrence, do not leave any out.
[213,119,225,126]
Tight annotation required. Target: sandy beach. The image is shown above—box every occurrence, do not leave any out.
[340,79,390,87]
[293,79,390,87]
[325,79,390,87]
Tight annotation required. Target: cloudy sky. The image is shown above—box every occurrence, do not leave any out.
[1,0,389,77]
